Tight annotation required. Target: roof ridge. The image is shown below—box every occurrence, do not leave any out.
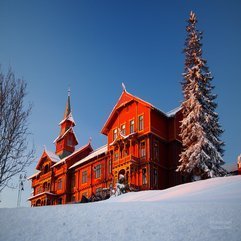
[53,126,78,144]
[69,145,107,169]
[52,142,92,167]
[91,144,107,153]
[166,106,182,117]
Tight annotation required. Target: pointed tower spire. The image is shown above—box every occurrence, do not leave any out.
[63,88,71,119]
[122,82,126,92]
[54,89,78,158]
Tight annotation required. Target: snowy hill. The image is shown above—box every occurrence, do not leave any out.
[0,176,241,241]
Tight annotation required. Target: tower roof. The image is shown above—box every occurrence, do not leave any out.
[54,89,78,157]
[63,89,71,119]
[59,89,75,125]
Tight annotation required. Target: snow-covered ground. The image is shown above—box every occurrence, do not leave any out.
[0,176,240,241]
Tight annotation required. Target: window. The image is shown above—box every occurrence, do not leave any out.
[138,115,144,131]
[43,182,48,191]
[95,164,101,178]
[140,141,146,158]
[154,169,158,186]
[36,186,42,194]
[142,168,147,185]
[57,198,62,205]
[114,152,118,161]
[121,124,126,135]
[44,164,49,174]
[113,129,117,140]
[67,138,72,146]
[130,120,135,134]
[82,170,87,184]
[109,159,112,174]
[123,148,128,157]
[153,141,159,160]
[57,178,62,190]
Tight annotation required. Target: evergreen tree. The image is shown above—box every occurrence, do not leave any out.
[177,11,226,180]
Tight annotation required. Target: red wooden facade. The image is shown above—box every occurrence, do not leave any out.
[28,88,183,206]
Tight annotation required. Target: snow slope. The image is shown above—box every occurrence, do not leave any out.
[0,176,241,241]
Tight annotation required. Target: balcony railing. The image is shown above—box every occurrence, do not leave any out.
[113,155,139,167]
[41,172,52,180]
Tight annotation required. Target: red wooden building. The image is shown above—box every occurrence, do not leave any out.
[28,87,183,206]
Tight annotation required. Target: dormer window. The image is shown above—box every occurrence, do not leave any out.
[44,164,49,174]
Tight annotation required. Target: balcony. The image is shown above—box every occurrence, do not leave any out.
[41,171,52,180]
[113,155,139,167]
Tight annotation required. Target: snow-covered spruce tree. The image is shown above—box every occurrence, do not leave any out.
[177,11,226,180]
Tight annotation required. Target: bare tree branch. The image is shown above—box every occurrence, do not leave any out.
[0,67,35,192]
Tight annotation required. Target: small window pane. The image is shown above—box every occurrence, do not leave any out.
[82,171,87,184]
[138,115,144,131]
[113,129,117,140]
[95,165,101,178]
[142,168,147,185]
[121,124,126,135]
[130,120,134,134]
[140,141,146,158]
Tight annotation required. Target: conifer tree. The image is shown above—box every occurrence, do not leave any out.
[177,11,226,180]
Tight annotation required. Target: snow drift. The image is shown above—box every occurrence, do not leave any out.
[0,176,241,241]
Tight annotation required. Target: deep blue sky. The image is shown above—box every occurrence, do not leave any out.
[0,0,240,207]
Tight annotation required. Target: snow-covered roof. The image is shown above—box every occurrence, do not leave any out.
[69,145,107,169]
[166,106,182,117]
[27,171,41,180]
[237,154,241,163]
[59,112,75,125]
[45,150,61,163]
[28,191,57,200]
[125,90,182,118]
[51,156,67,168]
[36,148,61,170]
[53,127,78,144]
[52,143,92,167]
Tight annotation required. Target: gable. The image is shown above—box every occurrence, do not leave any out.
[36,149,60,170]
[101,90,152,135]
